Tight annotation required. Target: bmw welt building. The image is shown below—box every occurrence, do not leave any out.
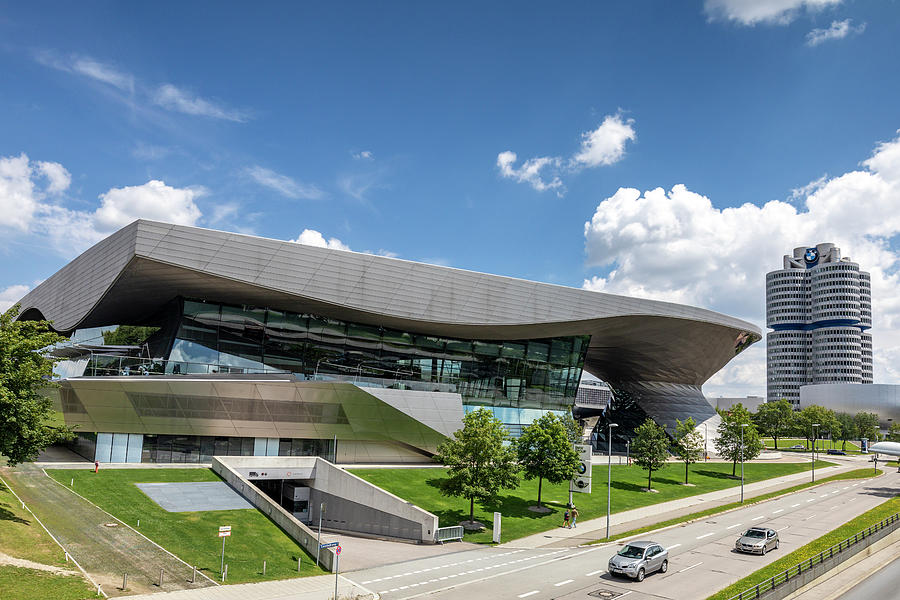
[17,221,760,464]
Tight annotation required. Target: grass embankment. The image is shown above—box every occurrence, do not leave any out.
[46,468,328,584]
[707,481,898,600]
[350,460,833,544]
[763,438,861,454]
[0,477,97,600]
[591,467,881,544]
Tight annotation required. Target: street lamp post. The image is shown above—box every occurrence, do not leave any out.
[812,423,820,483]
[607,423,618,540]
[740,424,749,503]
[704,423,709,462]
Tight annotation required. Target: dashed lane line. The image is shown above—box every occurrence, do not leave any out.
[667,544,682,550]
[586,569,605,576]
[697,532,714,539]
[726,524,742,530]
[791,504,801,507]
[518,591,539,598]
[752,516,765,520]
[773,509,784,514]
[554,579,574,586]
[678,562,703,573]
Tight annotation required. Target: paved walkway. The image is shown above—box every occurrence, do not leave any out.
[501,460,856,548]
[123,573,374,600]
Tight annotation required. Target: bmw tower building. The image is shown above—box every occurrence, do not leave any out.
[766,243,873,406]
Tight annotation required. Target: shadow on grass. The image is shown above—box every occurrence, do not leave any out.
[425,477,561,524]
[694,469,740,480]
[0,505,30,525]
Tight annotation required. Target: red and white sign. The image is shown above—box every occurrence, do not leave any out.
[335,545,342,556]
[218,525,232,537]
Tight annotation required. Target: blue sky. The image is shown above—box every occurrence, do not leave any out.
[2,1,900,396]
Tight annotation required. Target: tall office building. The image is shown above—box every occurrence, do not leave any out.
[766,243,872,406]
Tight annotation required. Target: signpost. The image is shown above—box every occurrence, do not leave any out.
[570,443,593,497]
[218,526,231,574]
[319,541,341,599]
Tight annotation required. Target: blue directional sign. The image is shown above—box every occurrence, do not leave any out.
[319,541,339,549]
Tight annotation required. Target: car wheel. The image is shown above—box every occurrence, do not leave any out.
[660,560,668,573]
[636,568,645,582]
[775,540,780,549]
[762,545,767,555]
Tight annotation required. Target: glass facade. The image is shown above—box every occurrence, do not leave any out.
[159,298,588,413]
[140,434,333,464]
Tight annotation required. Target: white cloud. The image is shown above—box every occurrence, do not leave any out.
[0,284,31,312]
[36,161,72,194]
[246,165,323,200]
[94,180,204,232]
[153,84,249,122]
[71,57,135,92]
[0,154,41,231]
[572,114,637,168]
[582,129,900,396]
[497,113,635,195]
[0,152,206,257]
[704,0,842,26]
[353,150,374,160]
[291,229,351,251]
[806,19,865,46]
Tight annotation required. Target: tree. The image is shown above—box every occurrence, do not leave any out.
[887,423,900,442]
[0,304,71,465]
[433,408,520,524]
[560,412,583,444]
[515,413,579,508]
[715,404,764,476]
[854,412,880,443]
[834,412,858,451]
[794,405,838,449]
[631,418,669,491]
[754,399,794,450]
[671,417,704,484]
[101,325,159,346]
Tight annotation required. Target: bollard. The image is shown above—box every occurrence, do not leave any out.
[298,557,301,572]
[263,560,266,575]
[122,572,127,590]
[70,478,74,487]
[158,568,163,587]
[96,584,101,597]
[21,501,24,509]
[65,552,69,562]
[191,565,196,583]
[137,519,140,527]
[221,564,228,582]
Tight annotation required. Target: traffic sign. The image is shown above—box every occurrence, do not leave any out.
[218,531,231,537]
[319,541,339,549]
[219,526,231,532]
[335,545,342,556]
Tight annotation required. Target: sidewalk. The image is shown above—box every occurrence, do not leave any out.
[123,573,375,600]
[501,461,854,548]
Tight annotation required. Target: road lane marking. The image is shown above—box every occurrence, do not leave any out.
[586,569,605,576]
[842,487,849,490]
[697,532,714,539]
[618,593,632,598]
[803,514,816,521]
[791,504,800,507]
[667,544,682,550]
[752,516,765,520]
[773,509,784,514]
[807,499,816,503]
[679,562,703,573]
[518,591,539,598]
[776,526,789,531]
[555,579,574,586]
[726,524,742,530]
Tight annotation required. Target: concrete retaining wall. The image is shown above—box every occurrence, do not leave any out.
[211,457,336,572]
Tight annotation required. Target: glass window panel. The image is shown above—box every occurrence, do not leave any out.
[549,338,573,365]
[184,300,220,322]
[473,341,501,357]
[279,438,292,456]
[527,341,550,362]
[501,342,526,359]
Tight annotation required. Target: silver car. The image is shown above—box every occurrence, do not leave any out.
[607,541,668,581]
[735,527,779,555]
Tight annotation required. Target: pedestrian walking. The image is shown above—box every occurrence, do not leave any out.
[562,508,570,528]
[571,506,579,528]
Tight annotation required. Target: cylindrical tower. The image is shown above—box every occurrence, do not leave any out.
[766,244,872,407]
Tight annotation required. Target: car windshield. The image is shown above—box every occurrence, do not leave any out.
[743,530,766,538]
[618,545,646,558]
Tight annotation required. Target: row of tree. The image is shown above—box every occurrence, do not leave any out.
[750,399,890,449]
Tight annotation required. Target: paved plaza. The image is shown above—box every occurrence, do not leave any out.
[136,482,254,512]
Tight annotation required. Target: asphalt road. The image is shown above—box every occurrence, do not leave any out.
[345,469,899,600]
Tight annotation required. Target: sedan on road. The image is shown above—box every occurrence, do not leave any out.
[735,527,779,555]
[607,541,668,582]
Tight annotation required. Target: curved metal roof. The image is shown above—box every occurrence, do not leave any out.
[16,220,760,386]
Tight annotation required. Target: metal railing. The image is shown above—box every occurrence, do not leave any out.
[84,355,287,377]
[435,526,464,544]
[726,512,900,600]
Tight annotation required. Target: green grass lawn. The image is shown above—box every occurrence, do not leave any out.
[0,476,69,566]
[763,438,861,453]
[45,469,328,584]
[594,467,882,544]
[707,486,899,600]
[0,566,97,600]
[349,460,833,544]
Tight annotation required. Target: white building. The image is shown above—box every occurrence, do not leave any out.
[766,243,872,406]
